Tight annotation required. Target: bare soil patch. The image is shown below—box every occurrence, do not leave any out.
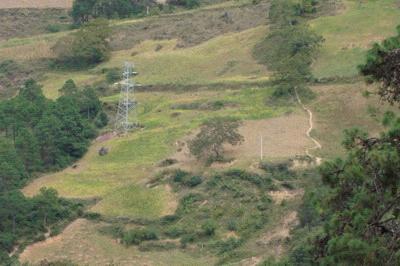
[269,189,304,205]
[167,113,312,171]
[232,114,311,159]
[256,211,299,258]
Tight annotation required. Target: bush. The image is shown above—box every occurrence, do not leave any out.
[165,226,186,238]
[94,112,109,128]
[138,241,177,252]
[83,212,102,220]
[98,225,124,238]
[180,233,196,247]
[223,169,273,189]
[177,193,203,214]
[212,237,243,254]
[259,160,295,179]
[105,68,121,84]
[160,214,179,225]
[46,24,62,33]
[0,233,15,252]
[202,220,217,236]
[226,219,238,231]
[122,228,158,245]
[172,169,189,183]
[186,175,203,187]
[171,170,202,187]
[52,19,111,68]
[158,158,178,167]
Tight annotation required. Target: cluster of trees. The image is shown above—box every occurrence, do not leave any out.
[71,0,200,24]
[0,188,83,264]
[255,0,323,98]
[0,79,107,263]
[52,19,111,68]
[277,26,400,266]
[0,79,106,179]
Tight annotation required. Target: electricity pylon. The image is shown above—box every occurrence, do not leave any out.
[115,62,138,134]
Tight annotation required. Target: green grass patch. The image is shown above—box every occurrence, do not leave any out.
[92,184,170,219]
[24,87,292,218]
[31,26,269,99]
[311,0,400,78]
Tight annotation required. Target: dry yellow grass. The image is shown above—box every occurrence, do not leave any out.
[0,41,54,61]
[0,0,73,9]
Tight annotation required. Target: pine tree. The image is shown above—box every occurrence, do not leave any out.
[59,79,78,96]
[15,128,42,173]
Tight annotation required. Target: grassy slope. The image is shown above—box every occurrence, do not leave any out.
[40,26,269,98]
[311,0,400,78]
[14,0,400,264]
[0,25,269,99]
[24,87,292,217]
[310,82,393,159]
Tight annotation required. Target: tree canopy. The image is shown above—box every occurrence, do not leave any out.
[188,117,243,162]
[359,26,400,104]
[0,79,106,263]
[254,0,323,99]
[52,19,111,68]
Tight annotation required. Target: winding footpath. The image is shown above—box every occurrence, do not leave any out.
[294,88,322,164]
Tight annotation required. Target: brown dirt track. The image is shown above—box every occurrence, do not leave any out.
[0,0,72,9]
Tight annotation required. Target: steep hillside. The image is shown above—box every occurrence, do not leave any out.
[0,0,399,265]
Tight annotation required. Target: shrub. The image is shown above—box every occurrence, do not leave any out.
[180,233,196,247]
[177,193,203,214]
[171,170,202,187]
[138,241,177,252]
[165,226,186,238]
[172,169,189,183]
[95,112,109,128]
[122,228,158,245]
[212,237,243,254]
[105,68,121,84]
[52,19,111,68]
[46,24,62,33]
[160,215,179,225]
[202,220,217,236]
[158,158,178,167]
[0,233,15,252]
[98,225,124,238]
[186,175,203,187]
[226,219,238,231]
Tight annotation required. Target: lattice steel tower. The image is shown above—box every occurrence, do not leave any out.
[115,62,138,133]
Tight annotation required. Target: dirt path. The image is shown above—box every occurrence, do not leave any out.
[294,88,322,164]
